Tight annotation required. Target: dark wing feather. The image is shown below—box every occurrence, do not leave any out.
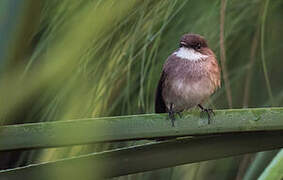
[155,71,167,113]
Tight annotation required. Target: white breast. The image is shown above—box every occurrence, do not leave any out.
[173,47,208,61]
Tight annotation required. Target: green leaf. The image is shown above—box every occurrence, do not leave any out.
[1,107,283,179]
[0,107,283,151]
[1,131,283,179]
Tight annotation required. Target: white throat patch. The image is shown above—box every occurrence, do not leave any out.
[173,47,208,61]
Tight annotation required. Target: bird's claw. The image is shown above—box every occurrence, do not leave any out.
[169,111,175,127]
[202,108,214,124]
[177,112,183,118]
[198,105,215,124]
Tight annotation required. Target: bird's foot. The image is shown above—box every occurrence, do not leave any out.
[169,111,175,127]
[198,104,214,124]
[168,103,176,127]
[177,111,183,118]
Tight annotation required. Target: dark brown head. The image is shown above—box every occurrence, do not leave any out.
[179,34,208,51]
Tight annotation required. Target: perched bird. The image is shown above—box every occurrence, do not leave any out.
[155,34,221,126]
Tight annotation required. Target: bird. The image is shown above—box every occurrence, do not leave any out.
[155,33,221,126]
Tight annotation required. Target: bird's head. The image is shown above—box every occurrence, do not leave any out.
[179,34,208,52]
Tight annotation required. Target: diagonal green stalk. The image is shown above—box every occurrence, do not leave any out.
[258,149,283,180]
[243,150,279,180]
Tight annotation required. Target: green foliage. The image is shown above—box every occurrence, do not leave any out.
[1,0,283,179]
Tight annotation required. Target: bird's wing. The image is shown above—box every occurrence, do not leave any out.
[207,55,221,89]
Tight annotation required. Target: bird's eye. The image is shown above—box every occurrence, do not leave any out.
[195,43,201,50]
[180,42,186,47]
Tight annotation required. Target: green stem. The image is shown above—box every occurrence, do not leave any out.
[261,0,274,105]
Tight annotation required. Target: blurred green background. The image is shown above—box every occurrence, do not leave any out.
[0,0,283,179]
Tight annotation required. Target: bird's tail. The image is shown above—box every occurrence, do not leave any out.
[155,76,167,113]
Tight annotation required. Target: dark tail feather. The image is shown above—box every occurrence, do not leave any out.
[155,73,167,113]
